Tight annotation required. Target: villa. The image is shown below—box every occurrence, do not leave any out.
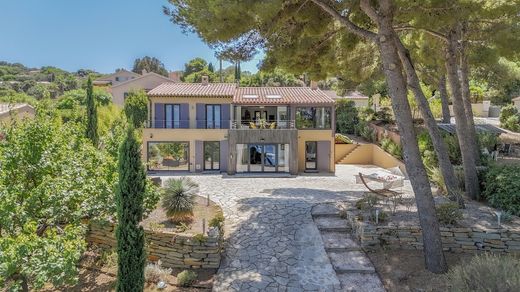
[142,77,335,175]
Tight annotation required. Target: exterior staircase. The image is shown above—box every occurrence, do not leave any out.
[337,144,371,165]
[311,202,385,291]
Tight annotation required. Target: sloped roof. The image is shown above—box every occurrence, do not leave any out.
[111,72,174,89]
[438,123,506,134]
[234,87,335,105]
[512,96,520,101]
[148,82,236,97]
[95,69,140,81]
[323,90,369,100]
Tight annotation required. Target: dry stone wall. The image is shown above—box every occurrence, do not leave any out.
[87,221,222,269]
[345,211,520,253]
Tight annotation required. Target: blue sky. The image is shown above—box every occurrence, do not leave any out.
[0,0,261,74]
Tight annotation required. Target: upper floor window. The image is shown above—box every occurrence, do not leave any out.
[165,104,180,128]
[115,76,120,82]
[296,107,331,129]
[206,105,221,129]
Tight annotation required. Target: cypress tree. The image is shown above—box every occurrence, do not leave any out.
[85,76,99,145]
[115,125,146,292]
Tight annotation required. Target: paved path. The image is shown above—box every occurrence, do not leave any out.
[161,165,404,291]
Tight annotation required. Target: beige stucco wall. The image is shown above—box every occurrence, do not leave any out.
[142,128,228,172]
[335,144,406,174]
[112,75,173,107]
[150,97,233,128]
[0,106,35,123]
[352,99,369,108]
[297,130,335,173]
[334,144,358,163]
[449,103,486,118]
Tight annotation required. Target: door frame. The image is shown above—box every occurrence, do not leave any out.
[203,141,220,171]
[305,141,318,170]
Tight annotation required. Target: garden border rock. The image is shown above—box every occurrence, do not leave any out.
[86,220,223,269]
[344,208,520,253]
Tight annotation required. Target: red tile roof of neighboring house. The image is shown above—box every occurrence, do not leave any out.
[148,82,236,97]
[234,87,334,105]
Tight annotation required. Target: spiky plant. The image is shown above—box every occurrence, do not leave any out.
[161,177,198,222]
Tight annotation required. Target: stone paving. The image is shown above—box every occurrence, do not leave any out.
[157,165,408,291]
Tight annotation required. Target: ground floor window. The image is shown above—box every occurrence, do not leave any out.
[204,141,220,170]
[236,143,289,173]
[148,142,189,171]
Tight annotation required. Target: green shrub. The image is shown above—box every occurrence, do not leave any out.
[97,249,118,268]
[483,164,520,216]
[436,202,463,225]
[336,99,358,134]
[499,104,519,125]
[477,132,499,152]
[504,115,520,132]
[446,254,520,292]
[161,178,198,222]
[177,270,197,287]
[193,233,207,244]
[380,137,402,159]
[428,167,447,195]
[335,133,353,144]
[209,212,225,231]
[355,122,376,142]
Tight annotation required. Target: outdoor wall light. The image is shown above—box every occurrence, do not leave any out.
[150,133,153,138]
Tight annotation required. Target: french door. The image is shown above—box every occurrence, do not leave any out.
[204,141,220,170]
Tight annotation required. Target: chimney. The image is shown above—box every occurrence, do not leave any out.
[201,75,209,86]
[310,80,318,90]
[168,71,181,82]
[141,69,148,75]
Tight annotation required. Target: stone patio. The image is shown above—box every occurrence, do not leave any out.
[157,165,409,291]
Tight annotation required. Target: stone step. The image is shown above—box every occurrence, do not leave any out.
[311,203,342,217]
[328,251,375,274]
[321,232,360,252]
[337,273,385,292]
[314,217,350,232]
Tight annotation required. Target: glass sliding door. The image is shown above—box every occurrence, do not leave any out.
[204,141,220,171]
[165,104,180,128]
[305,141,317,170]
[206,104,221,129]
[235,143,290,173]
[263,144,277,172]
[249,144,263,172]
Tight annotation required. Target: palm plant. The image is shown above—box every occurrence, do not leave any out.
[161,178,198,222]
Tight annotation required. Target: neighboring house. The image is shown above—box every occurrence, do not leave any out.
[0,103,35,123]
[513,96,520,111]
[143,78,336,175]
[110,72,176,106]
[93,69,141,87]
[324,90,369,108]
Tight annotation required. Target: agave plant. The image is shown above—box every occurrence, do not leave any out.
[161,177,198,222]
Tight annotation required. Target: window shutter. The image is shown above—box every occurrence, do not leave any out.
[180,103,189,128]
[196,103,205,129]
[154,103,164,128]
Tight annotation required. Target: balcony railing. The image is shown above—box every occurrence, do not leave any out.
[144,120,296,129]
[145,120,229,129]
[231,120,295,130]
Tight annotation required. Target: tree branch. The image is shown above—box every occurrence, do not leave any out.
[393,25,448,42]
[310,0,377,42]
[359,0,378,22]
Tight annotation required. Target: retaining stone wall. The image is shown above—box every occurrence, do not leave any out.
[87,222,222,269]
[345,211,520,253]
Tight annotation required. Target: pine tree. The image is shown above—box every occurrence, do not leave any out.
[115,125,146,292]
[85,76,98,145]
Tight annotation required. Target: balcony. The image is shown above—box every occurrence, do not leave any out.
[144,120,229,129]
[231,120,295,130]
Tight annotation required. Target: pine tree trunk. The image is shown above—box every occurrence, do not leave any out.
[370,0,448,274]
[394,37,462,204]
[445,30,480,200]
[459,50,480,164]
[439,75,451,124]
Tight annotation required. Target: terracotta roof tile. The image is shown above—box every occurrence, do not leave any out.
[234,87,334,104]
[148,82,236,97]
